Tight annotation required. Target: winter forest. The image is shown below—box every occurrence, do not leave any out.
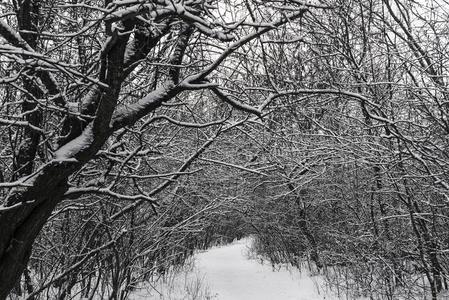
[1,0,449,299]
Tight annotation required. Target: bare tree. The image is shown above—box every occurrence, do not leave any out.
[0,0,320,297]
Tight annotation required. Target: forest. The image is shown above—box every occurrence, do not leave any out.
[0,0,449,299]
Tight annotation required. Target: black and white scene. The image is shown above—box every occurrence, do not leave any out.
[1,0,449,299]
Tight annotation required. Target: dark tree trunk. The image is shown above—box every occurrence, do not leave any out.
[0,175,70,299]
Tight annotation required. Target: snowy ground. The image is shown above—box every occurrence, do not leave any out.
[194,238,334,300]
[138,238,347,300]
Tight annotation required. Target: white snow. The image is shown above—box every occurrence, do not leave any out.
[137,238,348,300]
[193,238,332,300]
[129,237,416,300]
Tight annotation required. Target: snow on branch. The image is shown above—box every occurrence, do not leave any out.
[211,87,262,117]
[0,45,109,89]
[0,20,67,107]
[104,1,234,41]
[64,186,157,203]
[183,8,308,83]
[0,118,44,133]
[147,115,228,128]
[110,83,181,131]
[199,157,269,176]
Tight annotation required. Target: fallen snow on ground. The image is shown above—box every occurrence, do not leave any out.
[193,238,332,300]
[134,238,361,300]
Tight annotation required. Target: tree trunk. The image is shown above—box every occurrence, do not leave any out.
[0,175,70,299]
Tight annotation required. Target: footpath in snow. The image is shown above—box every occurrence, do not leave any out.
[193,238,333,300]
[139,238,354,300]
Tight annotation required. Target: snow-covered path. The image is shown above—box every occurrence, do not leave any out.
[194,238,331,300]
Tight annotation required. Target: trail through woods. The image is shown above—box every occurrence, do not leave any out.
[194,238,332,300]
[138,238,353,300]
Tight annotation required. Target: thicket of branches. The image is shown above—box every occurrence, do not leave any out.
[243,1,449,299]
[1,0,449,299]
